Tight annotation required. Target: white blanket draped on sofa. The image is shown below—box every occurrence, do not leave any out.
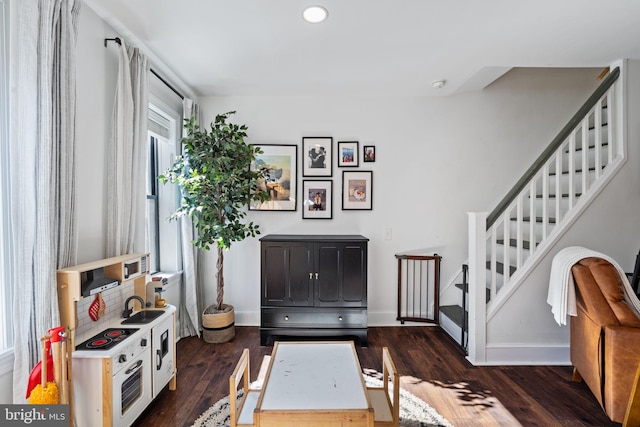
[547,246,640,326]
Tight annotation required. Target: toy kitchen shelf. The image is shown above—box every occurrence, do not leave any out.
[56,253,150,344]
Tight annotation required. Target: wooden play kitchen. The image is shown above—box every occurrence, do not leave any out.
[56,253,177,427]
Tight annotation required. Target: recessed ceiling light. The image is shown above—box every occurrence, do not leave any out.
[432,80,447,89]
[303,6,328,23]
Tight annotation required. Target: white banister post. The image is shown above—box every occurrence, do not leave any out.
[467,212,488,364]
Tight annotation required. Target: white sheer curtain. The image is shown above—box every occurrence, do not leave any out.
[179,98,202,338]
[106,41,149,257]
[11,0,81,403]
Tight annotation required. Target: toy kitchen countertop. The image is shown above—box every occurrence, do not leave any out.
[72,304,176,358]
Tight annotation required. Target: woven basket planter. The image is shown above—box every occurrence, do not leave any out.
[202,304,235,343]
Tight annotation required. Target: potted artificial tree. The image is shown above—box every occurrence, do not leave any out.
[160,111,269,343]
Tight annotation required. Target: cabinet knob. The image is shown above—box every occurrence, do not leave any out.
[338,316,343,321]
[284,315,289,321]
[315,272,319,280]
[309,273,313,279]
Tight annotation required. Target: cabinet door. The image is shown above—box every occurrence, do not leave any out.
[152,314,175,398]
[262,242,313,306]
[342,243,367,305]
[315,242,367,307]
[315,243,340,303]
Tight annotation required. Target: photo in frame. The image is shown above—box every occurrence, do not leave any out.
[363,145,375,162]
[342,170,372,210]
[249,144,297,211]
[302,180,332,219]
[338,141,359,167]
[302,137,333,177]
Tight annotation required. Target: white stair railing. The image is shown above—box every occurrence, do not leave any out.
[465,67,623,363]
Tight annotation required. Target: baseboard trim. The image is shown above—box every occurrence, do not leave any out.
[469,344,571,366]
[234,310,259,326]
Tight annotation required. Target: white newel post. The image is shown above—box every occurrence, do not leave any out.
[467,212,488,365]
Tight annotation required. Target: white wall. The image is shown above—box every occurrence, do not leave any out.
[75,3,120,263]
[197,68,602,326]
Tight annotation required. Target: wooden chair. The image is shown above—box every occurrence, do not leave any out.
[229,349,261,427]
[366,347,400,427]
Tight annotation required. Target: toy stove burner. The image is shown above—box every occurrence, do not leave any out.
[77,328,139,351]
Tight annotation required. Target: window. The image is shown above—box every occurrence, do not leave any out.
[0,0,14,365]
[146,101,181,273]
[146,122,162,273]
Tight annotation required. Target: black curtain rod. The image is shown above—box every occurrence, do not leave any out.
[104,37,185,100]
[150,69,184,100]
[104,37,121,47]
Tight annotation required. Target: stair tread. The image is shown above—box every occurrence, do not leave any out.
[534,193,582,199]
[536,193,582,199]
[454,283,491,302]
[440,305,466,329]
[497,238,532,250]
[487,260,517,276]
[510,216,557,224]
[548,166,603,176]
[568,140,609,152]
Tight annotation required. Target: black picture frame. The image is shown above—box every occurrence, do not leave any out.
[302,137,333,177]
[363,145,375,162]
[338,141,359,167]
[302,180,333,219]
[342,170,373,210]
[249,144,297,211]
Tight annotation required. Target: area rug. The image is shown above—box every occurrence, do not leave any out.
[191,374,453,427]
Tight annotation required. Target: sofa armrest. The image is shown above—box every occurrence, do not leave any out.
[603,325,640,422]
[571,305,605,404]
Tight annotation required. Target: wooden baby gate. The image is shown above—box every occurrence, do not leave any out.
[396,254,441,324]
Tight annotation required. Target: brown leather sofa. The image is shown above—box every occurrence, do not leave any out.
[570,257,640,423]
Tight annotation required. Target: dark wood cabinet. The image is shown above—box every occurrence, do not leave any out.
[260,234,368,346]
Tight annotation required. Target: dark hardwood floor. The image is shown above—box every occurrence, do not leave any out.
[134,326,620,427]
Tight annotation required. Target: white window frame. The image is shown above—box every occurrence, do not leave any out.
[146,99,182,273]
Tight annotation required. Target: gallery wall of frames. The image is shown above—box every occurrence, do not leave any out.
[249,137,376,219]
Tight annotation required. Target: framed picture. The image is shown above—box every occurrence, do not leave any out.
[338,141,359,167]
[363,145,375,162]
[302,137,332,177]
[342,170,372,210]
[249,144,297,211]
[302,180,332,219]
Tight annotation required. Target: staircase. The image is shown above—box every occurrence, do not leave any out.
[439,67,624,358]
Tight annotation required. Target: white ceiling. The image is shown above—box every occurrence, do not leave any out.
[83,0,640,97]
